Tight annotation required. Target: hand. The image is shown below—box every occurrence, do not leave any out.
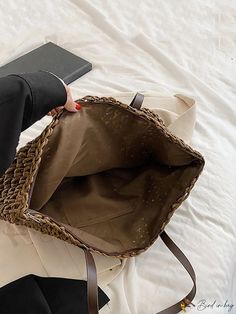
[47,82,80,116]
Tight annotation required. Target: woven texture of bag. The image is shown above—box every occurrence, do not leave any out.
[0,96,204,257]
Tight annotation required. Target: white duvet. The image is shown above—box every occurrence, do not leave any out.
[0,1,235,313]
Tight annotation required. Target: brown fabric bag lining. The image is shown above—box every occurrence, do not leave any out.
[29,101,202,255]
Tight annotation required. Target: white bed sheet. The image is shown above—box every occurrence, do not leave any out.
[0,0,235,313]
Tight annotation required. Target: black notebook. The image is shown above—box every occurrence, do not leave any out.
[0,42,92,84]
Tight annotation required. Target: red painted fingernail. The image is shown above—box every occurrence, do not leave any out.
[76,103,81,110]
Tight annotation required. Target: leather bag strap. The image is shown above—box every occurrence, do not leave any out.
[82,231,196,314]
[83,248,99,314]
[129,92,144,109]
[157,231,196,313]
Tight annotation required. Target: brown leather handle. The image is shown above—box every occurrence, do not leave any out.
[82,231,196,314]
[157,231,196,313]
[83,248,99,314]
[129,93,144,110]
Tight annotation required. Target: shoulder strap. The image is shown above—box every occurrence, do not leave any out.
[157,231,196,313]
[83,231,196,314]
[129,92,144,109]
[83,248,99,314]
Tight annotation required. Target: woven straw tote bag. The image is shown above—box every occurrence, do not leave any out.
[0,93,204,314]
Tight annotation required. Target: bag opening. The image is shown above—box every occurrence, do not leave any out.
[29,102,203,254]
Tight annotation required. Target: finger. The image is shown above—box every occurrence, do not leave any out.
[62,84,80,113]
[64,100,79,112]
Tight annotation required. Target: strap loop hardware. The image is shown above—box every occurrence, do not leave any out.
[180,298,195,312]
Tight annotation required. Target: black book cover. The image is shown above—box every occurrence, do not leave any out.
[0,42,92,84]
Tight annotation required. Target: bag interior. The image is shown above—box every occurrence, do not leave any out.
[29,102,203,254]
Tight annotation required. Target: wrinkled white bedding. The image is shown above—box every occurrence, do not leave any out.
[0,0,235,313]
